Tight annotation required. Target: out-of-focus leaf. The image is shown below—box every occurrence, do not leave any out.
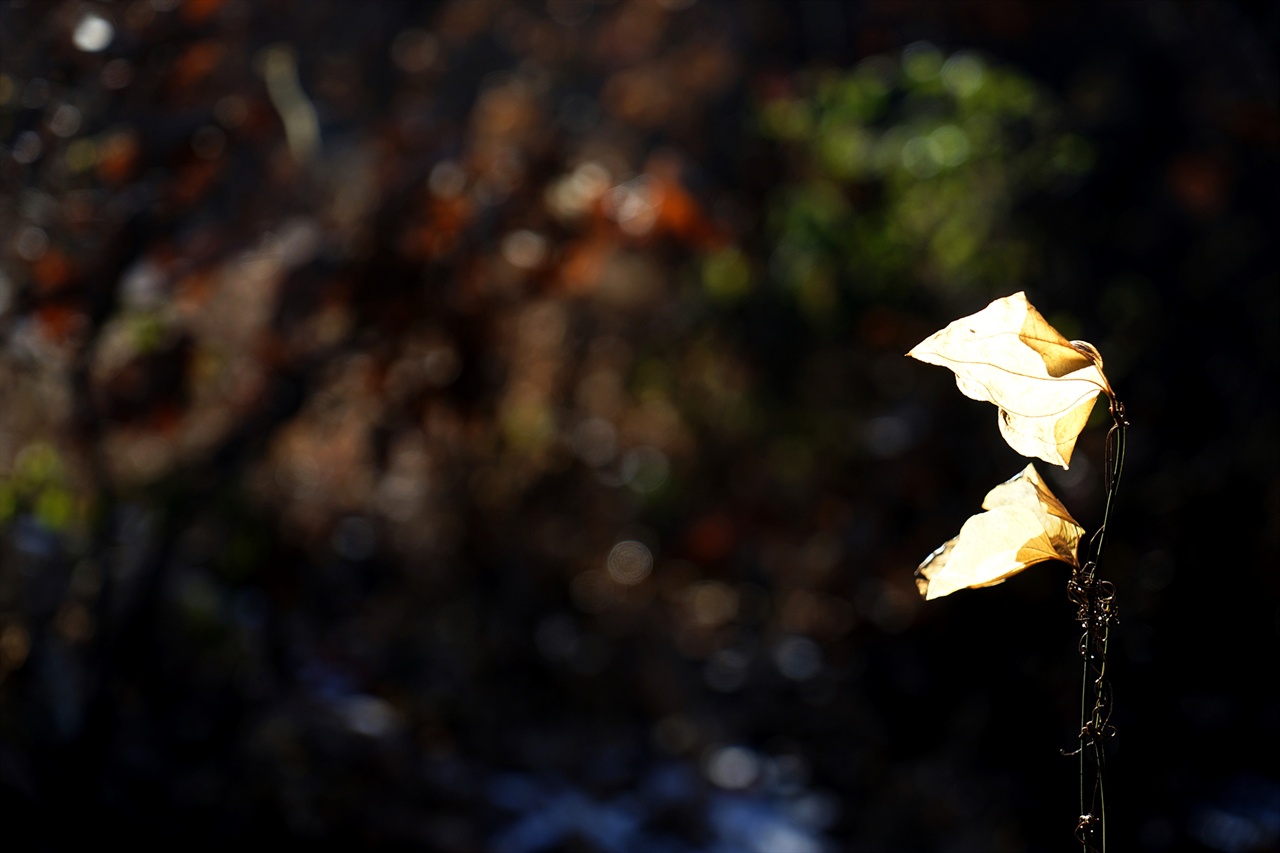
[907,291,1112,467]
[915,464,1083,600]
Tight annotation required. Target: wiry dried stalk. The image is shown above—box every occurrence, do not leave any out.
[1063,399,1126,852]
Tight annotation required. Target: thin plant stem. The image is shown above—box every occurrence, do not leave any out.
[1069,398,1126,852]
[1079,659,1088,833]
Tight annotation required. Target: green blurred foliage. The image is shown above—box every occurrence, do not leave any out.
[0,442,79,531]
[761,44,1093,310]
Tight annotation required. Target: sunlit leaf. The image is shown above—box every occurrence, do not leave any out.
[915,464,1083,600]
[907,291,1112,468]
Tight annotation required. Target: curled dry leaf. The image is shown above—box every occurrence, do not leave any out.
[907,291,1113,468]
[915,464,1084,600]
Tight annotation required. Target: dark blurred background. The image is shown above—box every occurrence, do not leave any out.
[1,1,1277,850]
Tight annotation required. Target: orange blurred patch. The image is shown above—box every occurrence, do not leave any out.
[149,402,185,434]
[856,306,904,350]
[685,512,736,564]
[33,250,75,293]
[173,268,215,317]
[181,0,226,24]
[431,195,473,236]
[641,153,725,249]
[1168,153,1231,218]
[555,233,614,297]
[37,304,87,343]
[171,41,225,91]
[603,64,672,128]
[172,159,224,206]
[1225,102,1280,147]
[96,131,140,185]
[650,175,723,250]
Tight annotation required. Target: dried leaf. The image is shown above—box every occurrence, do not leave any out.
[915,464,1083,600]
[907,291,1112,468]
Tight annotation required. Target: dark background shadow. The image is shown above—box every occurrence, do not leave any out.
[1,1,1276,850]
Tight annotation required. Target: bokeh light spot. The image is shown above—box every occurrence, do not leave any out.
[621,445,668,493]
[337,695,400,737]
[928,124,971,168]
[501,229,548,270]
[73,13,115,53]
[49,104,82,138]
[430,160,466,198]
[571,417,618,467]
[902,41,943,82]
[705,745,760,790]
[941,52,985,98]
[773,635,822,681]
[606,540,653,585]
[12,131,42,165]
[689,581,737,627]
[15,226,49,262]
[0,623,31,671]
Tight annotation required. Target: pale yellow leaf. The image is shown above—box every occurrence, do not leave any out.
[907,291,1113,468]
[915,464,1083,600]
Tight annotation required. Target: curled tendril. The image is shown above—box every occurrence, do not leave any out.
[1076,813,1103,851]
[1062,397,1127,852]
